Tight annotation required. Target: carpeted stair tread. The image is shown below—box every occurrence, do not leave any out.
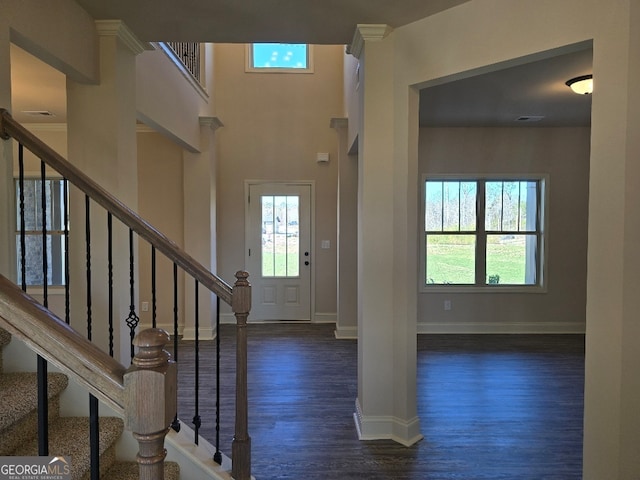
[0,328,10,371]
[102,460,180,480]
[12,416,124,480]
[0,372,68,431]
[0,328,10,349]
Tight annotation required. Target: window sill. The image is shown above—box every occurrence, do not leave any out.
[24,286,66,296]
[421,285,547,294]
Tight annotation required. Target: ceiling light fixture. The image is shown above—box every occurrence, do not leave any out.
[566,74,593,95]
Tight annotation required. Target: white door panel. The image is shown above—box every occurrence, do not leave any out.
[246,183,311,321]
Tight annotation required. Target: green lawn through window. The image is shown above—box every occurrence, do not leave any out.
[427,237,528,285]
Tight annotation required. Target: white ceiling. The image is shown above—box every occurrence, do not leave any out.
[73,0,472,44]
[9,0,592,128]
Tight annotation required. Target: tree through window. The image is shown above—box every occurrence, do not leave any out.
[424,178,545,287]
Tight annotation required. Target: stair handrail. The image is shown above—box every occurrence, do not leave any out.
[0,274,126,414]
[1,107,252,479]
[0,108,232,305]
[0,275,178,478]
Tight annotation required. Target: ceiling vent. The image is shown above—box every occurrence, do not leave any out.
[515,115,544,122]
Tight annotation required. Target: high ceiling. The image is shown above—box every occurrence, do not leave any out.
[10,0,593,128]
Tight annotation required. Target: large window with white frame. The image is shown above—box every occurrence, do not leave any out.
[423,176,546,290]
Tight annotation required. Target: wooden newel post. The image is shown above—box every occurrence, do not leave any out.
[124,328,177,480]
[232,271,251,480]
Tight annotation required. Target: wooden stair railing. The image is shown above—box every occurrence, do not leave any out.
[0,108,251,480]
[0,274,175,479]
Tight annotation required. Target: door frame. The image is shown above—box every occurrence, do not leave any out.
[244,179,316,321]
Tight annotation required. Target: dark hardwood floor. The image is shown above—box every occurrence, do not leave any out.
[173,324,584,479]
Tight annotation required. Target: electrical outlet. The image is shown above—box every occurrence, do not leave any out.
[444,300,452,311]
[141,301,149,312]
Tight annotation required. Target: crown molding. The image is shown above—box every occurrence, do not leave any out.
[200,116,224,132]
[95,20,152,55]
[348,24,393,59]
[330,117,348,130]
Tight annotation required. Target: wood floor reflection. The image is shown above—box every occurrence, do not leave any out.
[173,324,584,479]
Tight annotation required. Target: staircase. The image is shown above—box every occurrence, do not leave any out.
[0,327,179,480]
[1,108,252,480]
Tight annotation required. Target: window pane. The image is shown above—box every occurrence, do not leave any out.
[16,179,66,231]
[16,234,66,286]
[486,234,537,285]
[520,181,538,232]
[426,234,476,285]
[501,181,520,231]
[261,195,299,277]
[485,181,503,231]
[425,181,443,231]
[252,44,308,69]
[426,181,476,232]
[460,182,477,230]
[486,180,538,232]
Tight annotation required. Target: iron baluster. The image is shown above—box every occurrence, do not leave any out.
[18,144,26,291]
[86,195,92,340]
[213,295,222,464]
[193,279,201,444]
[171,262,181,432]
[125,228,140,360]
[152,246,157,328]
[63,178,70,324]
[37,160,49,456]
[108,213,114,357]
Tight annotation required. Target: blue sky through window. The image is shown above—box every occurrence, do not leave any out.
[252,44,308,69]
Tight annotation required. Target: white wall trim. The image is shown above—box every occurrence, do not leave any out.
[182,326,215,341]
[220,312,236,325]
[334,325,357,339]
[418,321,586,334]
[348,24,394,59]
[95,20,151,56]
[353,398,423,447]
[313,312,336,323]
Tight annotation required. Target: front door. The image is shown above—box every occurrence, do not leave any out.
[246,182,312,321]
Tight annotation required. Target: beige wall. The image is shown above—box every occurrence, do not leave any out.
[137,131,185,332]
[387,0,640,475]
[418,126,590,332]
[214,44,343,319]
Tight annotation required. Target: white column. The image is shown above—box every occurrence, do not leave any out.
[182,116,222,340]
[351,25,422,446]
[583,3,640,478]
[0,29,15,281]
[332,117,358,339]
[66,20,146,364]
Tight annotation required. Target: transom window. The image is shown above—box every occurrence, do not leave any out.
[246,44,314,73]
[424,177,545,289]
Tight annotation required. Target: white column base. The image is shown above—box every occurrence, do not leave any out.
[353,398,423,447]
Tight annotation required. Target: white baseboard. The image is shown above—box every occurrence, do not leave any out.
[313,312,337,323]
[334,325,357,339]
[221,312,337,324]
[182,326,215,341]
[353,398,423,447]
[417,321,586,334]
